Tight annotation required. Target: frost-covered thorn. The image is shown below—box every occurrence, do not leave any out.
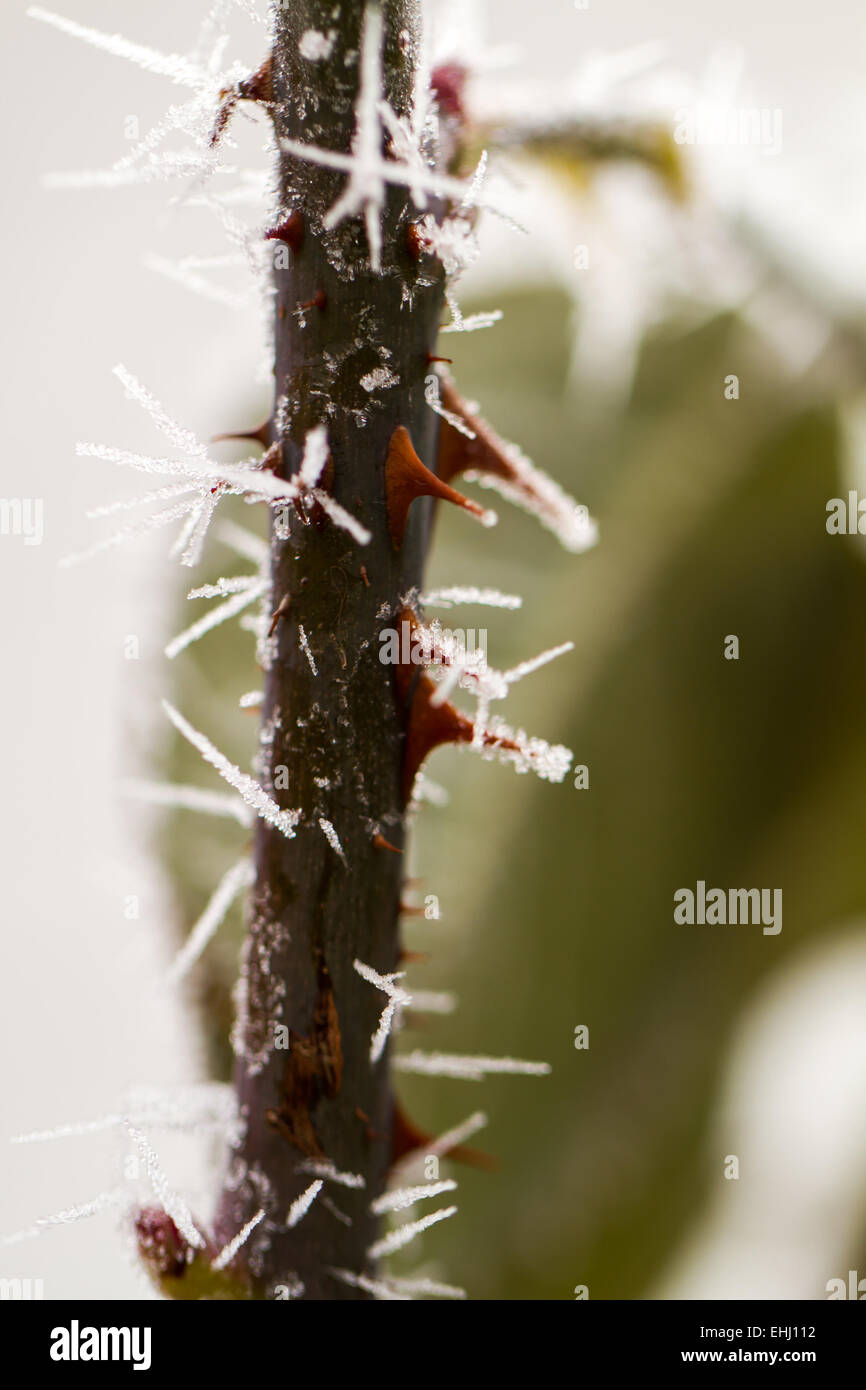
[372,831,402,854]
[211,55,274,148]
[394,610,521,803]
[385,425,496,548]
[436,371,598,553]
[264,208,305,254]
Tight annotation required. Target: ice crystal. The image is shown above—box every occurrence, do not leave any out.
[286,1180,324,1228]
[123,779,251,827]
[211,1208,265,1271]
[318,817,346,863]
[367,1205,457,1260]
[371,1180,457,1215]
[1,1189,126,1247]
[394,1050,552,1081]
[162,701,300,838]
[354,959,413,1063]
[169,858,254,984]
[125,1123,205,1249]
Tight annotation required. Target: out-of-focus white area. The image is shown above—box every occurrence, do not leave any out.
[654,928,866,1299]
[0,0,864,1298]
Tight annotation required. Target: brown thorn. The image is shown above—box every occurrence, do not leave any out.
[390,1099,496,1172]
[385,425,489,548]
[298,289,327,312]
[212,421,270,450]
[264,208,305,255]
[211,56,274,148]
[436,370,520,489]
[359,564,370,588]
[372,831,402,855]
[398,948,430,963]
[268,593,290,637]
[425,353,453,365]
[405,221,429,261]
[394,607,521,803]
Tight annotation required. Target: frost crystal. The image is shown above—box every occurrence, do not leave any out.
[371,1180,457,1215]
[299,29,336,62]
[169,858,254,984]
[298,624,318,676]
[318,817,346,863]
[367,1205,457,1260]
[296,1161,365,1190]
[2,1189,126,1247]
[286,1180,324,1228]
[123,779,252,827]
[354,959,413,1063]
[421,586,522,611]
[162,701,300,838]
[394,1050,552,1081]
[211,1208,265,1271]
[166,579,266,659]
[360,365,400,392]
[125,1124,205,1249]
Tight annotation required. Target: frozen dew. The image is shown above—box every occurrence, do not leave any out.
[424,371,476,440]
[367,1205,457,1260]
[502,641,575,686]
[421,586,522,611]
[299,29,336,62]
[125,1123,206,1249]
[321,3,386,271]
[27,8,211,90]
[298,424,329,490]
[329,1269,411,1300]
[318,817,346,863]
[394,1050,552,1081]
[354,959,413,1063]
[360,365,400,392]
[298,624,318,676]
[296,1160,365,1190]
[239,690,263,709]
[407,990,457,1015]
[1,1189,126,1247]
[168,857,254,984]
[388,1275,467,1299]
[211,1208,265,1271]
[144,252,249,310]
[286,1180,324,1229]
[371,1180,457,1215]
[162,701,300,838]
[123,779,252,827]
[165,579,266,658]
[441,310,504,334]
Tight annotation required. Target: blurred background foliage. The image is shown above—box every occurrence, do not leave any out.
[157,267,866,1298]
